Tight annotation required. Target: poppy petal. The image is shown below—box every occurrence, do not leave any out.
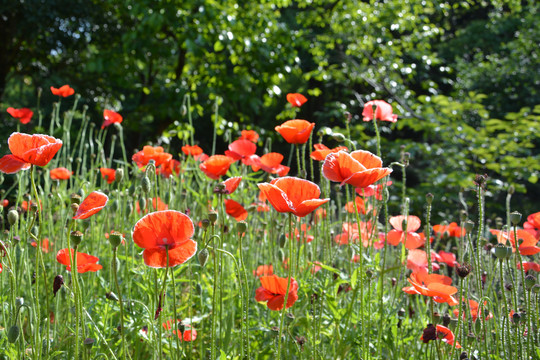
[132,210,195,250]
[142,239,197,268]
[0,154,30,174]
[350,150,383,168]
[73,191,108,219]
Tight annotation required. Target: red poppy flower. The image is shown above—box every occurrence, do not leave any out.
[181,145,204,156]
[322,150,392,188]
[132,146,173,168]
[159,159,181,178]
[56,248,102,273]
[73,191,108,220]
[362,100,397,123]
[310,144,348,161]
[136,197,168,214]
[287,223,314,243]
[286,93,307,107]
[225,139,257,165]
[239,130,259,143]
[250,153,290,177]
[453,299,493,322]
[255,275,299,311]
[50,85,75,97]
[403,268,458,306]
[432,222,465,238]
[275,119,315,145]
[253,264,273,277]
[7,107,33,124]
[132,210,196,268]
[0,133,62,174]
[199,155,234,180]
[224,199,248,221]
[258,177,329,218]
[162,320,197,341]
[100,168,116,184]
[223,177,242,194]
[387,215,423,249]
[1,199,8,207]
[491,228,540,255]
[518,262,540,272]
[356,181,392,200]
[406,249,439,273]
[21,200,42,212]
[31,238,52,253]
[333,221,374,247]
[437,251,457,268]
[524,212,540,239]
[50,167,72,180]
[344,196,367,214]
[102,109,123,129]
[420,325,460,348]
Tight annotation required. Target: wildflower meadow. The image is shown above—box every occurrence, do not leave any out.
[1,1,540,359]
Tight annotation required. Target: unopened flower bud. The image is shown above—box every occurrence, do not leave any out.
[507,185,515,195]
[425,193,434,205]
[464,220,474,233]
[278,249,285,262]
[8,210,19,226]
[141,176,151,194]
[106,291,119,302]
[115,168,124,183]
[7,325,20,343]
[70,231,83,246]
[15,297,24,307]
[138,197,146,212]
[279,233,286,248]
[510,211,522,226]
[77,188,85,199]
[332,133,346,142]
[198,249,209,267]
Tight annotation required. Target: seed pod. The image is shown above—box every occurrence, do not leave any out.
[109,232,123,248]
[237,221,248,234]
[510,211,522,226]
[425,193,434,205]
[84,338,95,349]
[208,211,218,224]
[70,231,83,246]
[525,275,536,290]
[201,219,210,230]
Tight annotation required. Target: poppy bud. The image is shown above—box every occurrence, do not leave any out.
[493,243,512,260]
[70,193,82,205]
[464,220,474,233]
[128,185,136,197]
[30,202,39,213]
[365,269,373,279]
[198,249,209,267]
[77,188,85,199]
[195,283,203,296]
[237,221,247,234]
[70,231,84,246]
[425,193,434,205]
[84,338,95,349]
[110,199,119,212]
[7,325,20,343]
[510,211,522,226]
[208,211,218,224]
[109,232,123,248]
[532,285,540,294]
[141,176,151,194]
[512,312,521,325]
[15,297,24,307]
[181,104,187,116]
[459,210,467,222]
[53,275,64,297]
[279,234,286,248]
[138,197,146,212]
[278,249,285,262]
[70,203,79,213]
[307,249,313,261]
[402,152,410,166]
[127,202,133,215]
[31,226,38,237]
[106,291,119,302]
[525,275,536,290]
[115,168,124,183]
[332,133,346,143]
[8,210,19,226]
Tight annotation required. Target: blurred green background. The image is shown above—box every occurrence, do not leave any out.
[1,0,539,220]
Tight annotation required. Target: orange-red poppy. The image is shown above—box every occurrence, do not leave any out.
[0,133,62,174]
[199,155,234,180]
[223,176,242,194]
[132,210,196,268]
[224,199,248,221]
[432,222,466,238]
[275,119,315,145]
[239,130,259,143]
[253,264,273,277]
[420,324,461,348]
[518,262,540,272]
[258,177,329,218]
[403,268,458,306]
[310,144,348,161]
[7,107,33,124]
[162,320,197,341]
[56,248,102,273]
[31,238,52,253]
[286,223,314,243]
[491,229,540,255]
[406,249,439,273]
[50,167,72,180]
[344,196,367,214]
[524,212,540,239]
[387,215,423,249]
[73,191,108,220]
[102,109,123,129]
[333,221,374,247]
[356,181,392,200]
[225,139,257,165]
[21,200,42,212]
[362,100,397,122]
[136,197,168,214]
[286,93,307,107]
[132,146,173,168]
[159,159,181,178]
[181,145,203,156]
[453,298,493,322]
[255,275,299,311]
[250,153,290,176]
[51,85,75,97]
[322,150,392,188]
[100,168,116,183]
[437,251,457,268]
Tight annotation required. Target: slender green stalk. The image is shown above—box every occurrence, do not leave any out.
[112,247,129,360]
[277,213,294,359]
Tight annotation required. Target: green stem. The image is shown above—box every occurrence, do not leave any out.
[113,247,129,360]
[277,213,294,359]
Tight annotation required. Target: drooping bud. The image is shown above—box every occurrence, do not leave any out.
[53,275,64,297]
[7,325,20,343]
[106,291,119,302]
[332,133,346,142]
[198,249,209,267]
